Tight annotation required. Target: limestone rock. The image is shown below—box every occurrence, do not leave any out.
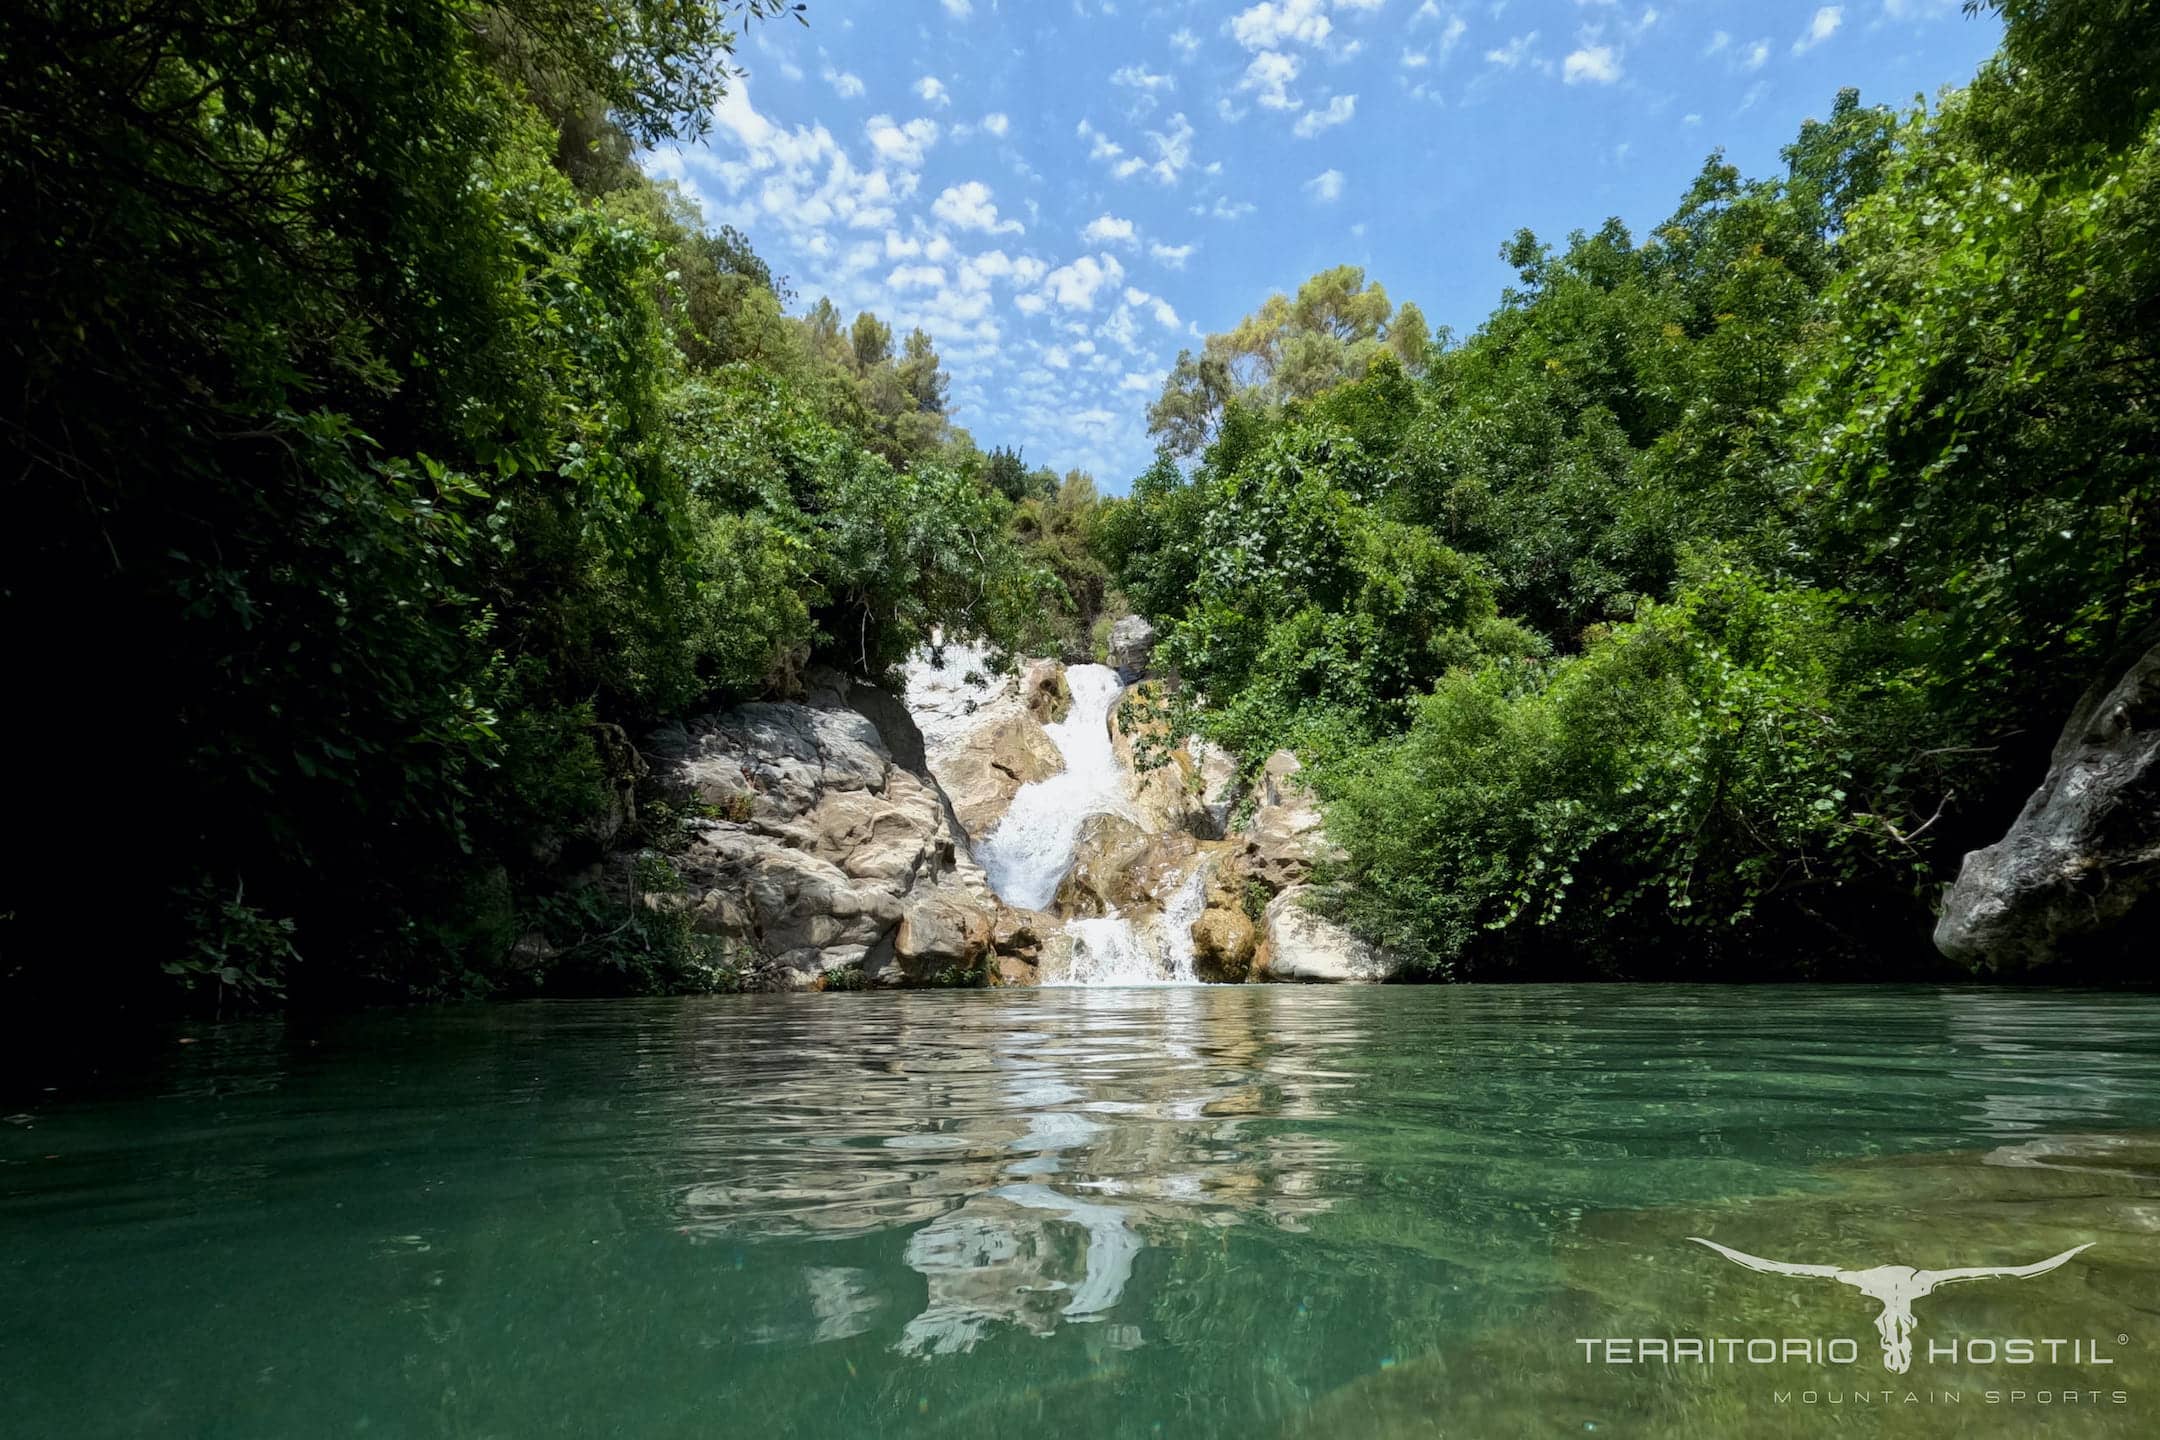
[1054,812,1155,916]
[1241,749,1340,890]
[645,681,1002,989]
[1107,614,1157,675]
[1108,682,1237,840]
[933,712,1064,840]
[1190,907,1257,984]
[1021,659,1072,725]
[904,647,1067,842]
[1260,885,1393,983]
[1936,633,2160,972]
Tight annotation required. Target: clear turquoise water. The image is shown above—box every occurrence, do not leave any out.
[3,986,2157,1438]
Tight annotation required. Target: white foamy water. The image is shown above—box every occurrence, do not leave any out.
[973,664,1138,911]
[1049,866,1211,987]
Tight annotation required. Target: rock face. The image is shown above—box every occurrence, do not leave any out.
[646,675,1018,989]
[1258,885,1394,983]
[904,649,1068,842]
[1241,750,1341,891]
[1107,614,1156,675]
[1108,682,1242,841]
[1936,635,2160,972]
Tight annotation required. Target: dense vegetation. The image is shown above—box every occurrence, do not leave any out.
[1105,0,2156,980]
[0,0,1091,1014]
[3,0,2145,1016]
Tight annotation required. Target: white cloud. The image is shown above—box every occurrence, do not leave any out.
[932,180,1024,234]
[1563,45,1620,84]
[1402,48,1431,69]
[1141,112,1196,184]
[1741,38,1770,71]
[915,76,951,108]
[1704,30,1729,56]
[1112,64,1176,93]
[1083,213,1139,246]
[982,112,1010,137]
[886,264,946,291]
[1170,27,1201,58]
[1793,6,1842,53]
[1238,50,1303,109]
[1294,92,1357,136]
[1485,32,1538,69]
[1305,168,1345,202]
[865,114,940,168]
[941,0,972,15]
[1229,0,1332,51]
[1041,254,1126,310]
[822,67,865,99]
[1119,372,1157,393]
[1150,241,1197,268]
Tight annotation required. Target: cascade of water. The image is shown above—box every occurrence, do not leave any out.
[1047,865,1212,987]
[973,664,1137,911]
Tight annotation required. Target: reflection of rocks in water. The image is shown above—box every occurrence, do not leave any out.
[747,1267,888,1347]
[896,1185,1144,1355]
[1284,1132,2160,1440]
[667,990,1367,1353]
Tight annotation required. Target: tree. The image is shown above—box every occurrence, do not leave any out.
[1145,266,1428,455]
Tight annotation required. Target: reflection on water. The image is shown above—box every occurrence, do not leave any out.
[2,986,2158,1439]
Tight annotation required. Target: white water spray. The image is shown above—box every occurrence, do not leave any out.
[974,665,1138,911]
[1049,865,1210,987]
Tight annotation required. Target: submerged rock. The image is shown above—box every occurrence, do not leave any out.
[1936,633,2160,972]
[1259,884,1394,983]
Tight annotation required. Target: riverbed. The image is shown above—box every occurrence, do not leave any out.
[3,986,2156,1437]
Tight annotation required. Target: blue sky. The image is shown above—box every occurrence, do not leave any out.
[652,1,2003,491]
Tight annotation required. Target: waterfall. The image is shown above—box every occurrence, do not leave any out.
[1049,866,1210,987]
[974,665,1138,911]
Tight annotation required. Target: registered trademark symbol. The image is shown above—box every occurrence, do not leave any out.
[2118,1333,2129,1345]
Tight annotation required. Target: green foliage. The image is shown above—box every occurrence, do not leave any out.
[0,0,1062,1014]
[1323,572,1946,976]
[1108,14,2160,981]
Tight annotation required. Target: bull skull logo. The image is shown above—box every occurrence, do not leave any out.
[1689,1237,2092,1374]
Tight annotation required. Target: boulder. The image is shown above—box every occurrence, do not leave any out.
[1936,633,2160,972]
[1190,907,1257,984]
[1259,884,1393,983]
[1054,812,1156,916]
[1107,614,1156,675]
[1241,750,1340,890]
[1021,659,1072,724]
[645,678,1003,989]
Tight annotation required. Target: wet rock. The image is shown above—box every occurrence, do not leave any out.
[1259,884,1393,983]
[1190,907,1257,984]
[1021,659,1072,724]
[1054,812,1155,915]
[1109,682,1238,840]
[905,649,1066,842]
[1936,632,2160,972]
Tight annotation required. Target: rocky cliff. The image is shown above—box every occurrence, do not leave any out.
[1936,632,2160,974]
